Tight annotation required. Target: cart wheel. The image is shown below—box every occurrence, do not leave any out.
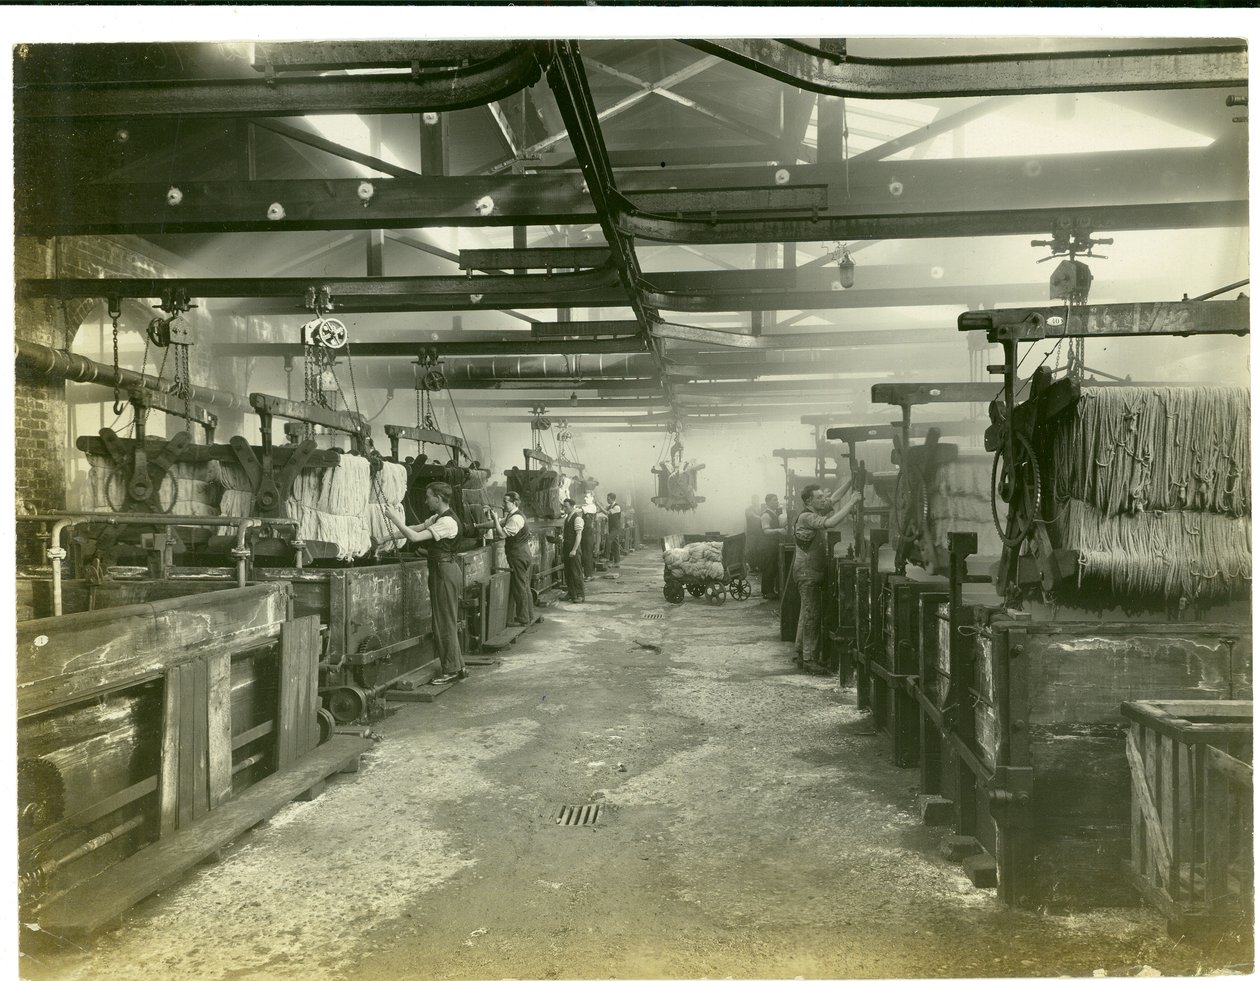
[706,583,727,606]
[686,583,706,598]
[664,581,685,604]
[732,578,752,600]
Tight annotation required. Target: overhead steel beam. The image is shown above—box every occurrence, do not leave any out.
[20,146,1242,238]
[958,298,1251,340]
[645,282,1047,312]
[531,320,640,338]
[218,336,647,358]
[618,199,1248,245]
[683,39,1248,98]
[823,420,985,442]
[19,267,618,301]
[459,247,611,270]
[15,43,547,120]
[655,322,964,350]
[870,382,1005,406]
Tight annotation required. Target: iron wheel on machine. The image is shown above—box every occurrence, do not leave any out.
[664,580,685,604]
[731,578,752,600]
[706,583,727,605]
[686,583,706,597]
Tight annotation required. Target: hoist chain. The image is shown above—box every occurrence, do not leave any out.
[109,301,124,416]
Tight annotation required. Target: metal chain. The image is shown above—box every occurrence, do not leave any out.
[110,305,124,416]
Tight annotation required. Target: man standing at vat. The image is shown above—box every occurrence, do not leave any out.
[385,482,467,684]
[791,480,857,674]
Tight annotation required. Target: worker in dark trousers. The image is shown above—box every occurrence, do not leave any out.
[759,494,785,599]
[580,491,598,581]
[560,498,586,602]
[385,481,467,684]
[791,479,857,674]
[490,490,535,626]
[596,492,623,569]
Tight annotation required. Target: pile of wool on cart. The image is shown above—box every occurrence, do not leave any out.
[87,454,218,516]
[664,540,725,580]
[1048,386,1251,603]
[927,450,1002,555]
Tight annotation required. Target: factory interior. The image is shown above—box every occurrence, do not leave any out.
[7,21,1255,981]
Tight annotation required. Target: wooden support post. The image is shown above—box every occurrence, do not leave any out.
[177,662,196,829]
[159,667,181,835]
[207,654,233,808]
[192,657,210,821]
[918,592,948,795]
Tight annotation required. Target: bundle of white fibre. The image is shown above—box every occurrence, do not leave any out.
[1062,497,1251,603]
[1052,386,1250,516]
[362,461,408,545]
[207,459,256,517]
[927,452,1000,554]
[286,453,372,560]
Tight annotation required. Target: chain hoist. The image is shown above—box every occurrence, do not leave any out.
[300,288,346,440]
[109,298,125,416]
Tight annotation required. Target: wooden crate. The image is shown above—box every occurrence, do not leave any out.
[1121,699,1253,933]
[965,617,1252,909]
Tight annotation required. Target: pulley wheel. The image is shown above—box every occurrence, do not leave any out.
[326,685,368,725]
[316,707,337,745]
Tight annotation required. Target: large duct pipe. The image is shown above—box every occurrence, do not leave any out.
[16,340,248,411]
[349,354,656,388]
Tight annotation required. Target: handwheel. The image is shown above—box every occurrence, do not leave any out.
[706,583,727,605]
[664,580,685,604]
[990,432,1042,547]
[686,583,706,597]
[732,578,752,600]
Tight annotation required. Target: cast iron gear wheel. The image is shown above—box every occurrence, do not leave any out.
[991,432,1042,547]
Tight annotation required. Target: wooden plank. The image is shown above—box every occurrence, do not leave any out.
[177,663,196,829]
[207,654,233,808]
[277,622,298,768]
[159,669,181,835]
[37,735,370,938]
[192,658,209,820]
[1127,728,1172,885]
[18,584,292,720]
[291,616,321,758]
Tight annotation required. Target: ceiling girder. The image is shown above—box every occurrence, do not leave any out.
[14,43,547,120]
[18,147,1241,238]
[618,199,1247,245]
[683,39,1248,99]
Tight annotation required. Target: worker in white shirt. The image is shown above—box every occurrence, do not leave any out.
[385,481,467,684]
[580,491,598,581]
[559,497,585,602]
[490,490,534,626]
[595,492,623,568]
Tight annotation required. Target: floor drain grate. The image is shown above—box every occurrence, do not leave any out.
[555,803,602,827]
[641,612,664,619]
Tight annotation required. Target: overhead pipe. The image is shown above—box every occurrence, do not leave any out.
[347,354,657,389]
[684,39,1248,99]
[16,340,248,412]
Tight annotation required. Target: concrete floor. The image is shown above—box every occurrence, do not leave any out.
[19,549,1252,981]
